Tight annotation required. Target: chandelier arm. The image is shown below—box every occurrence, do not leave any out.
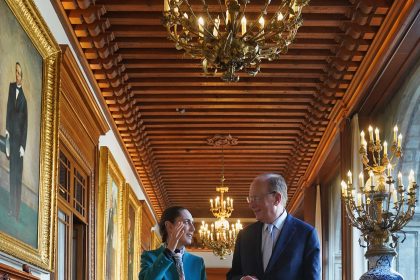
[200,0,217,37]
[344,197,358,227]
[352,199,369,231]
[215,0,226,25]
[365,202,377,232]
[182,0,213,37]
[168,9,204,42]
[241,0,271,37]
[390,195,407,231]
[235,1,248,36]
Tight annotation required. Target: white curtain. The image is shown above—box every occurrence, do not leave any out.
[350,114,367,279]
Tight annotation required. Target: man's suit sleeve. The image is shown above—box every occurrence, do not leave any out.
[139,250,172,280]
[6,84,13,133]
[226,230,243,280]
[303,228,321,280]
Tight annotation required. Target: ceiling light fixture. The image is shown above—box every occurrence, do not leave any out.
[163,0,309,82]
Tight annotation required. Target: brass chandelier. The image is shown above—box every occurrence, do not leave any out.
[341,125,418,259]
[162,0,309,82]
[199,135,243,259]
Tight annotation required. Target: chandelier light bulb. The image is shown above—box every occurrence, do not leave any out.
[398,172,403,186]
[383,141,388,156]
[368,126,374,141]
[393,125,398,142]
[241,16,247,35]
[198,17,205,37]
[394,126,398,143]
[359,172,364,190]
[360,130,365,144]
[341,180,348,197]
[375,127,380,142]
[347,170,352,184]
[258,16,265,29]
[387,163,392,177]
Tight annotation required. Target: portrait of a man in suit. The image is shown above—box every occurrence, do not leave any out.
[0,1,43,249]
[5,62,28,221]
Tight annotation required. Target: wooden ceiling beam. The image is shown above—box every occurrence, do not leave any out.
[116,48,336,60]
[121,59,334,69]
[97,0,354,13]
[113,37,342,50]
[130,87,323,93]
[106,12,350,27]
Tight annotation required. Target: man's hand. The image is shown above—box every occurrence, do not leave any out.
[166,221,185,252]
[20,146,25,157]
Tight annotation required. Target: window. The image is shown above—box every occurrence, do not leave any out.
[56,147,89,280]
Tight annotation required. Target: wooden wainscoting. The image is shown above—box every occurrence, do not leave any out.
[206,268,229,280]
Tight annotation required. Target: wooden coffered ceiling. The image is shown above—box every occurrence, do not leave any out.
[54,0,408,218]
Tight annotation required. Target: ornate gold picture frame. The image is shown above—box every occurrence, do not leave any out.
[98,147,126,280]
[124,184,142,280]
[151,229,162,250]
[0,0,60,271]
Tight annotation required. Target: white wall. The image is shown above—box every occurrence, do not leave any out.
[192,251,233,268]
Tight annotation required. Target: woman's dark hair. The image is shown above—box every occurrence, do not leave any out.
[159,206,187,243]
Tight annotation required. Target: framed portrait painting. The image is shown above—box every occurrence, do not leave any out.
[0,0,60,270]
[124,184,142,280]
[98,147,126,280]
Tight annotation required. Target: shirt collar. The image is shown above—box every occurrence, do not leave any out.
[265,209,287,231]
[165,244,186,255]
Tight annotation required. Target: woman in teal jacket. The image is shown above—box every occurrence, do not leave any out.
[139,206,207,280]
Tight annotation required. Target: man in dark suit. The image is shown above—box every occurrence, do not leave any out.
[5,62,28,221]
[227,173,321,280]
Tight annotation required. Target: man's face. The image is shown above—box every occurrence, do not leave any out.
[172,209,195,246]
[16,64,22,86]
[248,177,281,223]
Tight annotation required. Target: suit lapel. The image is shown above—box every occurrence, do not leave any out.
[157,246,179,279]
[182,252,190,278]
[265,215,296,274]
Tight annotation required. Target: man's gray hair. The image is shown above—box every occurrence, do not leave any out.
[262,173,288,207]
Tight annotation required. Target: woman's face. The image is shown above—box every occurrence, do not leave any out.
[167,209,195,247]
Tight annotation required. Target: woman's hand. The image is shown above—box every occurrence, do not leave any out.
[166,221,185,252]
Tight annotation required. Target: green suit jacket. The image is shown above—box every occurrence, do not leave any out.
[139,246,207,280]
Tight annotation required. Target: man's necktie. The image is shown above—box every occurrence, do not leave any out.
[173,252,185,280]
[262,224,274,272]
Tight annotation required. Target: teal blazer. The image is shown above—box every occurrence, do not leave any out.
[139,246,207,280]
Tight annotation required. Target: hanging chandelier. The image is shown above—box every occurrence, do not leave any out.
[199,134,243,259]
[162,0,310,82]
